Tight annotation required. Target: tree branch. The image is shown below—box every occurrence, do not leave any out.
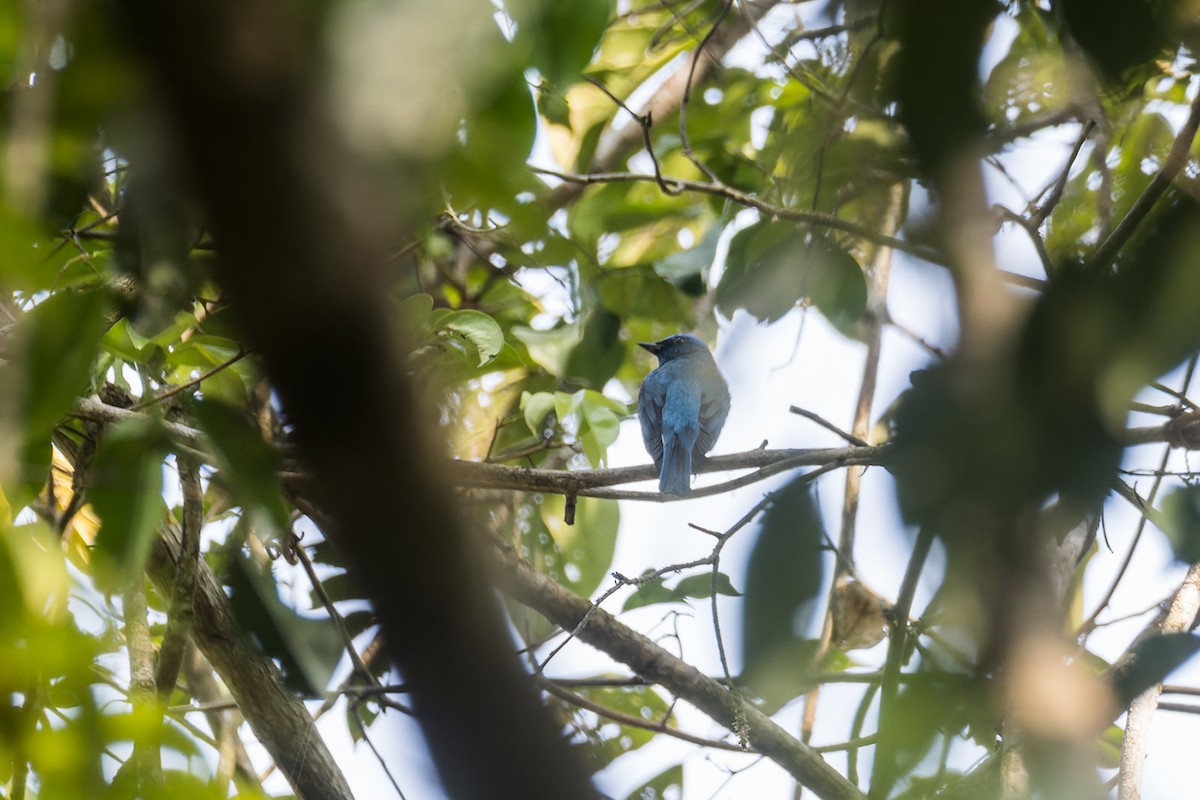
[493,543,869,800]
[938,559,1200,800]
[532,165,947,266]
[1117,561,1200,800]
[147,524,356,800]
[180,643,262,794]
[155,455,202,699]
[123,571,164,792]
[869,525,935,798]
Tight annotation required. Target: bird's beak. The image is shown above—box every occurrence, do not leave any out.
[638,341,661,355]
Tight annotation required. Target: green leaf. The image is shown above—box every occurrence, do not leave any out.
[598,267,694,323]
[512,322,581,377]
[450,62,538,207]
[540,494,618,598]
[624,764,683,800]
[807,241,867,335]
[1113,633,1200,708]
[347,701,380,744]
[579,391,623,466]
[717,221,867,329]
[622,573,672,611]
[89,417,170,590]
[716,220,807,323]
[1096,724,1124,769]
[0,522,71,624]
[887,670,990,774]
[741,477,825,708]
[565,310,624,388]
[436,309,504,366]
[396,292,435,345]
[567,685,668,768]
[536,81,572,127]
[101,318,152,363]
[228,551,344,697]
[1161,485,1200,563]
[622,570,740,611]
[655,218,723,282]
[521,391,558,436]
[553,389,585,424]
[190,398,289,532]
[12,287,109,438]
[0,203,52,291]
[519,0,610,90]
[672,571,741,600]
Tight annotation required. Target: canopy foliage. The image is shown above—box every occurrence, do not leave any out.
[2,1,1200,799]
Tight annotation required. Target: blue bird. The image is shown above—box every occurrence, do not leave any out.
[638,334,731,496]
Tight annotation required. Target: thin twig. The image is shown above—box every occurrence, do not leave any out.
[995,204,1055,277]
[677,0,733,183]
[1029,119,1096,227]
[789,406,869,447]
[1150,381,1200,411]
[531,165,946,266]
[1079,475,1173,638]
[583,75,680,196]
[870,525,935,797]
[352,704,409,799]
[133,348,248,410]
[541,678,751,753]
[1080,354,1199,636]
[295,542,378,685]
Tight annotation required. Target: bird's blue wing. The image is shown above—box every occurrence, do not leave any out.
[638,377,665,470]
[694,366,730,456]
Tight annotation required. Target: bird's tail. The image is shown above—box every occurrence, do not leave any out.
[659,435,692,496]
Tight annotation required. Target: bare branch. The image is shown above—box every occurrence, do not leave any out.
[148,525,357,800]
[493,543,869,800]
[1118,562,1200,800]
[154,454,203,699]
[123,571,164,791]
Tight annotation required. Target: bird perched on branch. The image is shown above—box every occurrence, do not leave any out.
[637,334,731,496]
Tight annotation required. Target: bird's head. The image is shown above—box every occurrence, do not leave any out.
[638,334,714,364]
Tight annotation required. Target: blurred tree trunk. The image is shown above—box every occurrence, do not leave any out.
[112,0,595,797]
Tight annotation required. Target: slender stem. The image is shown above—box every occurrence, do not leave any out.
[1118,562,1200,799]
[541,678,751,753]
[1080,355,1200,636]
[155,455,203,698]
[133,348,248,410]
[869,525,934,799]
[124,572,164,791]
